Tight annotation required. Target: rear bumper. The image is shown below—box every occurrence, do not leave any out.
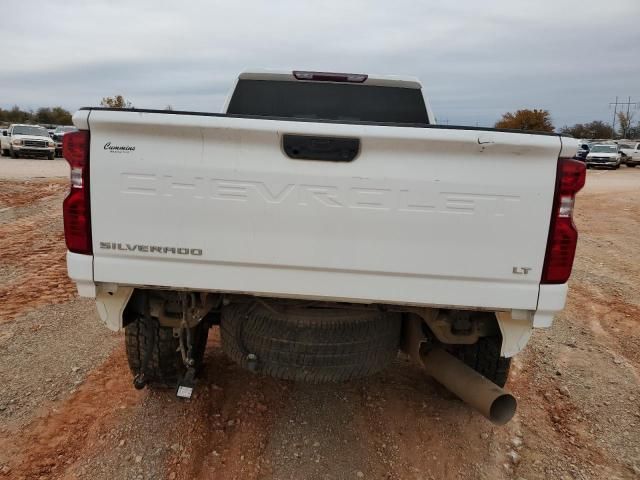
[92,255,549,312]
[71,253,569,341]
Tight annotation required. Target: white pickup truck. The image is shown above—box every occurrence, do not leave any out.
[64,70,583,423]
[1,124,56,159]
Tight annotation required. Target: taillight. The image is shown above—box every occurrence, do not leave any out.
[62,130,92,254]
[541,158,586,284]
[293,70,368,83]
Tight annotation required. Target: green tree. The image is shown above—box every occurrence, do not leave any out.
[495,109,554,132]
[100,95,133,108]
[6,105,31,123]
[53,107,72,124]
[35,107,55,124]
[0,105,72,125]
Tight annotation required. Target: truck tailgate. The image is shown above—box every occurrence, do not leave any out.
[83,110,561,310]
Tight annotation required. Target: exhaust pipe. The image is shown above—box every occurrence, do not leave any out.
[420,348,517,425]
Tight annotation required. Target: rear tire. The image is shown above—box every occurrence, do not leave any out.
[449,337,511,387]
[221,302,401,383]
[125,314,210,388]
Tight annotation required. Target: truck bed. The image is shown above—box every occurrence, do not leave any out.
[76,108,566,311]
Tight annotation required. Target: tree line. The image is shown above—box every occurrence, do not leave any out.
[0,96,164,126]
[3,95,638,139]
[494,109,638,139]
[98,96,640,139]
[0,106,73,125]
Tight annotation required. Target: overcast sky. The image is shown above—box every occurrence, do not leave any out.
[2,0,639,128]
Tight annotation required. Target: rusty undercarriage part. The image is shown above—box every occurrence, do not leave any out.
[148,291,220,328]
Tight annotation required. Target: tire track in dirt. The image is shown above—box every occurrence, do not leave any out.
[344,359,509,480]
[0,349,141,480]
[507,298,639,479]
[0,180,66,210]
[51,331,292,480]
[164,331,291,480]
[0,180,76,323]
[569,283,640,378]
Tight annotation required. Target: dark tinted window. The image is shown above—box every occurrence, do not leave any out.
[227,79,429,124]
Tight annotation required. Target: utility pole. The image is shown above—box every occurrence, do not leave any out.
[609,96,639,138]
[610,96,618,137]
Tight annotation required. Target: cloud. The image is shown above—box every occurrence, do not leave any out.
[2,0,639,127]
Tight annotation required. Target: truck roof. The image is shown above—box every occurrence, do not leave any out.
[238,69,423,89]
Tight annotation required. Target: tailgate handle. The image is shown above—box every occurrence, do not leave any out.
[283,134,359,162]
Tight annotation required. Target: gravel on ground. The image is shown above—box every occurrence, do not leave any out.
[0,164,638,480]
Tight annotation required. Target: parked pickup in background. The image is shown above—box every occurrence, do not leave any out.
[1,124,56,159]
[52,125,78,157]
[574,142,591,161]
[63,69,582,424]
[619,142,640,167]
[586,144,622,169]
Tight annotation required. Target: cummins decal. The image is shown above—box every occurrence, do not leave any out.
[104,142,135,152]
